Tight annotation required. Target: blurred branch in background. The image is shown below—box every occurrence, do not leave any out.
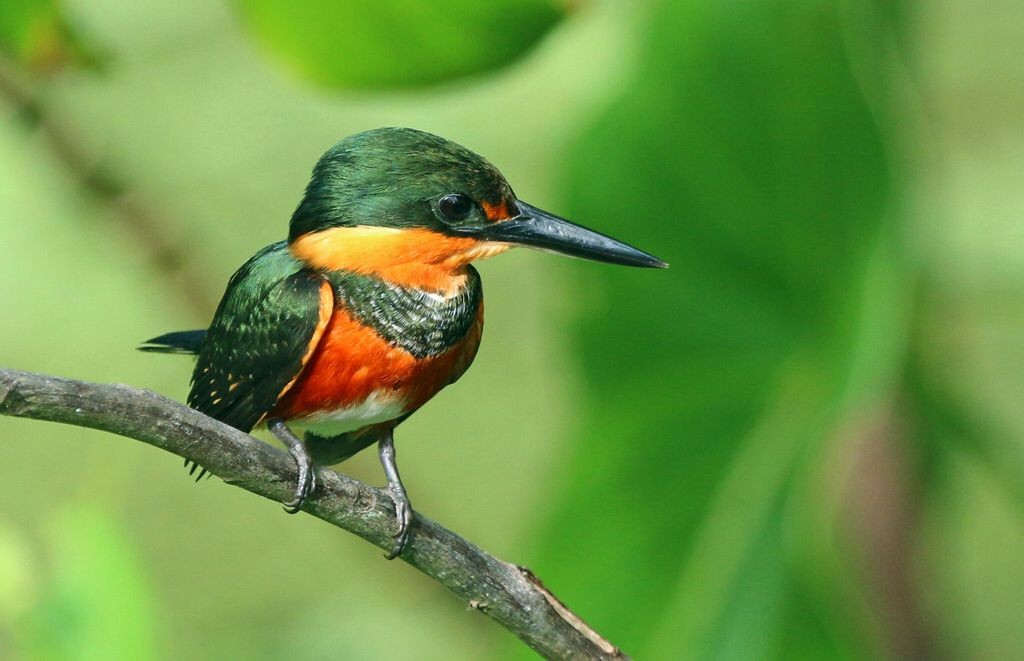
[0,367,625,660]
[0,63,216,316]
[841,402,935,660]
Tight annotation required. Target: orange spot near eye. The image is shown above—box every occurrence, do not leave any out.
[481,199,513,222]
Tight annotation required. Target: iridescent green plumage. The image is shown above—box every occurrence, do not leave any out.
[289,127,512,240]
[187,242,324,433]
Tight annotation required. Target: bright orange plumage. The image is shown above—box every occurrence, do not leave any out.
[271,300,484,423]
[272,225,492,428]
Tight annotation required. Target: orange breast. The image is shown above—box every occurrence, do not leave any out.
[271,302,484,424]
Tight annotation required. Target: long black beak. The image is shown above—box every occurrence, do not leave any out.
[474,201,668,268]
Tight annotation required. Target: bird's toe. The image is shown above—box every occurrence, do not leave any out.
[282,444,317,514]
[385,491,413,559]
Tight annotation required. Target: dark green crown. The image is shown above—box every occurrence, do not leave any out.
[288,127,514,241]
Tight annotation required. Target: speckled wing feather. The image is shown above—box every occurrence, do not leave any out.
[188,242,332,432]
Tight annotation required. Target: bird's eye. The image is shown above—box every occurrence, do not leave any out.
[438,194,474,221]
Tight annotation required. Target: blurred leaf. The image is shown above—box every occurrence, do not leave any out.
[0,0,103,73]
[907,336,1024,521]
[917,454,1024,659]
[234,0,567,89]
[22,507,159,661]
[525,0,900,657]
[0,522,36,658]
[0,0,56,64]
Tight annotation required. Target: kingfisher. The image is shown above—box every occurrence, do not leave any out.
[142,127,665,557]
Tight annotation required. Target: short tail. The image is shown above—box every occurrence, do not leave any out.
[138,330,207,355]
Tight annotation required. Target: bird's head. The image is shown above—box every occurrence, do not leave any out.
[288,128,666,287]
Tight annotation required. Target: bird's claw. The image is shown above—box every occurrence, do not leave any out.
[384,487,412,560]
[266,418,318,514]
[282,444,317,514]
[184,458,212,482]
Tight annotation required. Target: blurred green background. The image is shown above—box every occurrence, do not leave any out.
[1,0,1022,658]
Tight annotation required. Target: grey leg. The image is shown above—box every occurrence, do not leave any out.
[379,430,412,559]
[268,418,317,513]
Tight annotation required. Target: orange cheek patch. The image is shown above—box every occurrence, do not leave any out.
[481,199,514,222]
[291,226,507,292]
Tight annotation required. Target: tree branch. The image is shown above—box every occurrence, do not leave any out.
[0,368,626,660]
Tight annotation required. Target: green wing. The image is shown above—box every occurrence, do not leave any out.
[188,242,330,432]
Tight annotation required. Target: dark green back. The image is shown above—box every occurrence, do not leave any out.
[188,242,326,432]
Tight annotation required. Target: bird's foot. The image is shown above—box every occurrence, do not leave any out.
[268,418,318,513]
[385,485,412,560]
[282,441,317,513]
[378,431,412,559]
[184,457,211,481]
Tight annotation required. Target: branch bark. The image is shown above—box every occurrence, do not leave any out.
[0,368,625,660]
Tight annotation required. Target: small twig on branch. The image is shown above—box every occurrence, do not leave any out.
[0,368,626,660]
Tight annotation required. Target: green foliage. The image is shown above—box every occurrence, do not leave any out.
[0,0,54,60]
[233,0,567,89]
[0,508,159,661]
[527,0,904,656]
[0,0,101,73]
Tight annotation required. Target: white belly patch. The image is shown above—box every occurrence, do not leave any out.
[292,389,408,437]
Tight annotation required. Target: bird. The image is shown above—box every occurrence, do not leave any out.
[141,127,666,558]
